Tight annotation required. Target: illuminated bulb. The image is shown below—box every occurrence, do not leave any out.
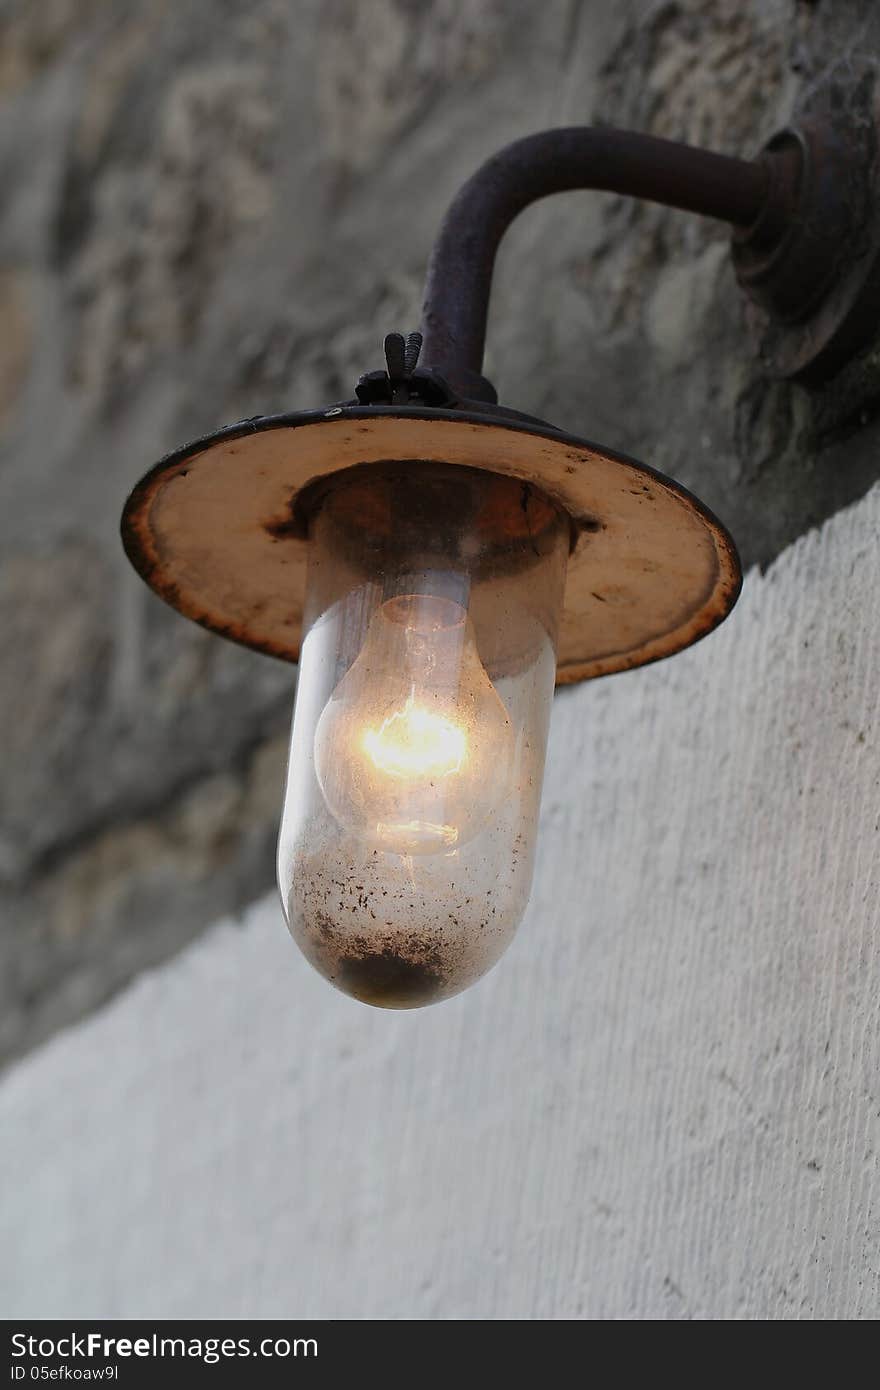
[277,461,569,1009]
[314,594,514,855]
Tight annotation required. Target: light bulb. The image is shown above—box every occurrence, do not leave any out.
[313,594,515,856]
[277,461,569,1009]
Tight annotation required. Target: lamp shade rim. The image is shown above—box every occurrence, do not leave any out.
[121,402,741,684]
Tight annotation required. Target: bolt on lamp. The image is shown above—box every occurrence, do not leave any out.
[122,78,880,1008]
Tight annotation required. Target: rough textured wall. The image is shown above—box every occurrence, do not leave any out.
[4,484,880,1320]
[4,0,880,1067]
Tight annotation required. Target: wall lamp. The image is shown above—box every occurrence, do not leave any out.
[122,83,880,1009]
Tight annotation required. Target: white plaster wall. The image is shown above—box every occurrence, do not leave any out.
[3,485,880,1321]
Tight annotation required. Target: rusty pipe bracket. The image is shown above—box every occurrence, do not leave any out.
[732,71,880,382]
[418,76,880,397]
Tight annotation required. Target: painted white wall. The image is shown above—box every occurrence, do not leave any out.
[4,485,880,1321]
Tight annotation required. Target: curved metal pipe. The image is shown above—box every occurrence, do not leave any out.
[419,126,770,396]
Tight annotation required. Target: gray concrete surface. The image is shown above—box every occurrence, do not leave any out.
[5,0,880,1065]
[3,480,880,1319]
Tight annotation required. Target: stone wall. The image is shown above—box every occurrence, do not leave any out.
[4,0,880,1067]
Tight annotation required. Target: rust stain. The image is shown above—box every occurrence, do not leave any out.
[264,515,306,541]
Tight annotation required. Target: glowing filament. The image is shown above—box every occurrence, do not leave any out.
[361,692,467,780]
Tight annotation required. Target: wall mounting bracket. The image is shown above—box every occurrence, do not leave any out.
[418,72,880,399]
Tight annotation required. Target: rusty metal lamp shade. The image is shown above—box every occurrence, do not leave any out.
[121,400,739,685]
[122,100,879,1008]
